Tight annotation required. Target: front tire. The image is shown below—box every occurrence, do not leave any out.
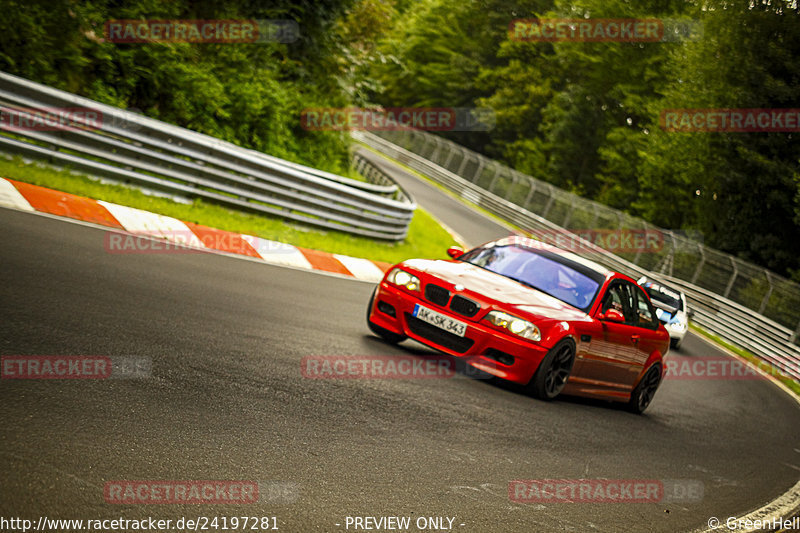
[366,288,406,345]
[527,339,576,400]
[627,364,662,414]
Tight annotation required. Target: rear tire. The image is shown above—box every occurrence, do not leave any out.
[670,337,682,350]
[527,339,576,400]
[627,364,662,414]
[366,288,406,345]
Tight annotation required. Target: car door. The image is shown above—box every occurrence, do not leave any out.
[578,281,642,393]
[630,282,663,368]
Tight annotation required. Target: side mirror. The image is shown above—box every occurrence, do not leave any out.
[447,246,465,259]
[598,308,625,323]
[687,308,695,320]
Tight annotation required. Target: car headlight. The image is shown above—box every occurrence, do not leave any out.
[387,268,420,292]
[484,310,541,341]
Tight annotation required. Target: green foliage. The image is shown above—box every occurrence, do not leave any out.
[638,1,800,276]
[0,0,357,173]
[368,0,800,279]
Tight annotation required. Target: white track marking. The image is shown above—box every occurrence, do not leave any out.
[98,201,205,248]
[241,235,313,270]
[333,254,384,281]
[0,179,34,211]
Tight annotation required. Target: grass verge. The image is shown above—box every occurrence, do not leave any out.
[689,323,800,397]
[0,156,457,265]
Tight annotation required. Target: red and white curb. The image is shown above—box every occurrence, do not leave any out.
[0,178,392,282]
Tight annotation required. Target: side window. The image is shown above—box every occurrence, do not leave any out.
[601,283,624,313]
[601,282,637,325]
[632,284,659,329]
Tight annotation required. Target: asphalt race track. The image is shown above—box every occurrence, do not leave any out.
[1,158,799,532]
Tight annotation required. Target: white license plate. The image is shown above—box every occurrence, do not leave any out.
[412,304,467,337]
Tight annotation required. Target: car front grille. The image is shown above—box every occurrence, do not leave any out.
[450,295,480,317]
[405,313,474,354]
[424,283,450,306]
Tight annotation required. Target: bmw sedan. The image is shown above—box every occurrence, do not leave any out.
[367,237,671,413]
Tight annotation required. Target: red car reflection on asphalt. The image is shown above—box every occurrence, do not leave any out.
[367,237,670,413]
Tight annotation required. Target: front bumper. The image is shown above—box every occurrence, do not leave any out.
[368,282,549,385]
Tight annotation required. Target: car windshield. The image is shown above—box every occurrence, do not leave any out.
[643,283,683,311]
[460,244,602,311]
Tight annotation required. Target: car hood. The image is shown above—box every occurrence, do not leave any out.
[402,259,590,321]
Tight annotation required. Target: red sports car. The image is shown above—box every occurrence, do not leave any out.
[367,236,670,413]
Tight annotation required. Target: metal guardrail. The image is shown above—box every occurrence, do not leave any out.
[354,130,800,382]
[351,151,402,194]
[0,71,416,241]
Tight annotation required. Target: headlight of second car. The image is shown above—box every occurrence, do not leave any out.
[484,311,541,341]
[386,268,421,292]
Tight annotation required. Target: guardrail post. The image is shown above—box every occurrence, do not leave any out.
[421,133,437,160]
[522,179,537,210]
[758,271,774,315]
[653,230,675,274]
[562,199,574,228]
[691,244,706,285]
[473,159,486,184]
[541,187,557,219]
[429,136,441,164]
[487,164,502,190]
[442,144,457,170]
[456,148,471,176]
[723,256,739,299]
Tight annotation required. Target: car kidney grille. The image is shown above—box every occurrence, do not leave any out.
[450,295,480,317]
[424,284,450,306]
[405,313,474,353]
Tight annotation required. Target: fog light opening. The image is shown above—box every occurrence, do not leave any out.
[377,301,396,318]
[484,348,515,366]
